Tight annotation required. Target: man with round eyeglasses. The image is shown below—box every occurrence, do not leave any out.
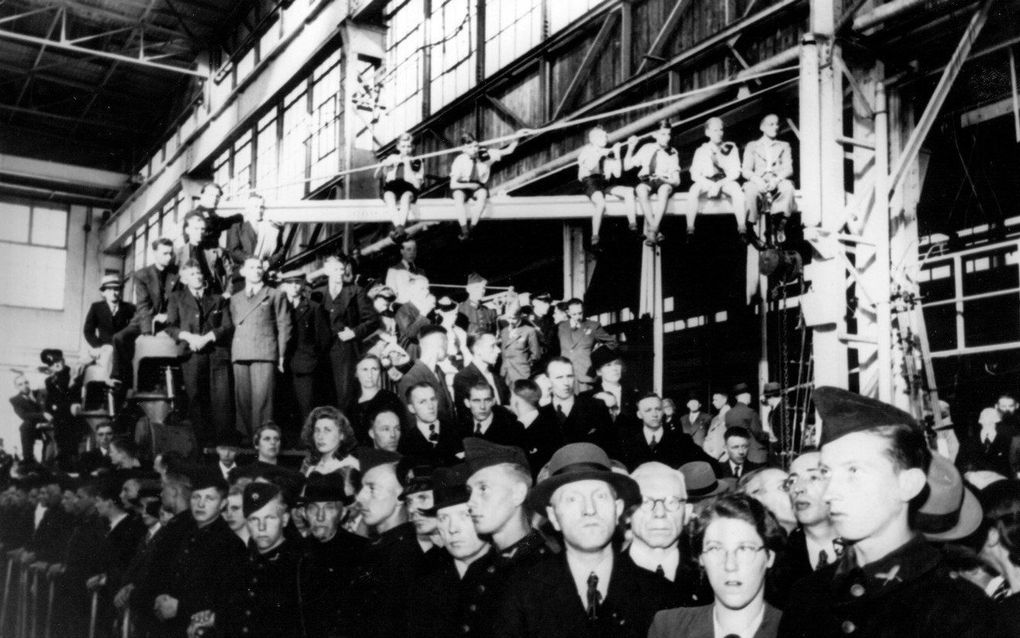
[782,449,839,582]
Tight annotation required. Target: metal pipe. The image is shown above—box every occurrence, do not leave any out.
[853,0,975,32]
[875,80,893,403]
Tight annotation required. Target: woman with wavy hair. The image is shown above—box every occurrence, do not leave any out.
[300,405,359,476]
[649,493,786,638]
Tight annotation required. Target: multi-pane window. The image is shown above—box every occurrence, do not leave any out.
[549,0,601,34]
[484,0,542,77]
[310,51,342,189]
[279,85,310,200]
[384,0,425,139]
[232,130,254,198]
[256,111,278,196]
[213,149,231,199]
[0,200,68,310]
[429,0,476,111]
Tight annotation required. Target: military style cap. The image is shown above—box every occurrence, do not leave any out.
[436,296,457,312]
[397,460,436,500]
[464,437,530,475]
[40,349,64,366]
[814,386,918,446]
[243,481,282,517]
[359,448,402,475]
[300,472,351,505]
[279,270,306,284]
[423,464,472,516]
[99,274,124,290]
[189,465,228,493]
[527,443,641,511]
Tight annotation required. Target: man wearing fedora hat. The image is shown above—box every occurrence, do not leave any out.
[278,270,331,428]
[83,273,137,381]
[679,461,732,508]
[779,387,996,638]
[724,382,769,464]
[298,472,367,638]
[493,442,672,638]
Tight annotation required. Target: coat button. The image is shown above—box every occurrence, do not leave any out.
[477,585,485,593]
[461,625,470,633]
[468,604,477,612]
[841,620,856,634]
[850,584,865,597]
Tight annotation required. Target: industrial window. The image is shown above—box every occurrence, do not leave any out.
[310,51,343,189]
[385,0,425,141]
[549,0,601,34]
[213,149,231,199]
[279,85,310,200]
[232,130,254,198]
[0,200,68,310]
[429,0,476,111]
[256,111,279,197]
[484,0,542,77]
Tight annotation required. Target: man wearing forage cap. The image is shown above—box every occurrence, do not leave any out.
[778,387,996,638]
[492,442,672,638]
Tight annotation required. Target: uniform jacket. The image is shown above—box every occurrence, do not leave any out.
[131,264,179,332]
[397,360,455,424]
[556,321,618,384]
[409,549,502,638]
[492,552,674,638]
[520,411,566,478]
[464,406,527,449]
[679,412,711,447]
[228,540,303,638]
[398,418,464,467]
[499,324,541,383]
[165,288,233,357]
[458,300,497,336]
[778,535,997,638]
[617,427,717,471]
[286,296,332,375]
[300,529,367,638]
[742,137,794,181]
[453,361,510,420]
[540,395,616,455]
[650,603,781,638]
[229,285,292,362]
[724,402,769,464]
[83,300,136,347]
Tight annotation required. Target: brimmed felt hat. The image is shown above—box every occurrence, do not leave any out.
[732,383,751,396]
[918,454,983,542]
[299,472,352,505]
[398,459,436,500]
[40,349,64,366]
[99,274,123,290]
[762,382,782,398]
[680,461,730,502]
[464,437,530,475]
[436,296,457,312]
[423,464,472,516]
[243,482,282,517]
[814,386,918,446]
[527,443,641,511]
[590,347,624,374]
[359,448,402,476]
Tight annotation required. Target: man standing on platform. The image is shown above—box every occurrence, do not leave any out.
[279,271,331,428]
[230,256,291,437]
[319,253,379,409]
[113,238,178,385]
[556,298,616,393]
[177,214,230,296]
[459,273,498,337]
[385,238,425,304]
[83,274,136,380]
[189,182,242,249]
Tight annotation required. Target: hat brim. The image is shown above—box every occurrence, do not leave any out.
[527,469,641,512]
[686,481,731,502]
[922,487,983,542]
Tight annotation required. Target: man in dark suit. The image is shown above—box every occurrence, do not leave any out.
[539,357,615,454]
[176,214,230,296]
[384,238,425,304]
[165,260,234,446]
[10,374,50,463]
[397,325,455,424]
[279,272,331,429]
[112,238,178,385]
[95,478,147,589]
[529,293,558,370]
[717,426,764,479]
[492,443,673,638]
[189,182,242,249]
[617,393,717,471]
[394,274,434,357]
[556,298,617,391]
[723,383,769,464]
[399,383,462,466]
[42,350,81,471]
[782,449,839,585]
[316,253,379,410]
[454,333,509,421]
[458,273,498,337]
[956,406,1020,477]
[77,421,115,476]
[508,379,563,476]
[83,274,136,380]
[230,256,292,437]
[225,193,286,293]
[679,396,711,447]
[24,476,73,564]
[580,347,640,425]
[461,382,525,447]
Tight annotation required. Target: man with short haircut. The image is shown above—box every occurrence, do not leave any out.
[540,357,615,453]
[462,382,525,447]
[298,473,368,638]
[317,252,378,409]
[189,182,241,249]
[718,426,762,479]
[724,383,769,464]
[679,395,711,447]
[687,116,746,240]
[113,237,179,384]
[176,213,229,295]
[626,462,711,606]
[779,387,997,637]
[230,255,292,436]
[166,260,234,446]
[508,379,563,476]
[279,270,331,428]
[385,238,425,304]
[83,274,136,379]
[368,407,402,452]
[454,332,510,418]
[556,299,617,392]
[493,443,672,637]
[349,450,429,638]
[782,449,839,582]
[400,383,462,466]
[618,392,716,471]
[701,391,730,460]
[458,273,498,336]
[742,113,796,241]
[78,421,116,476]
[410,464,500,638]
[397,325,455,423]
[10,374,50,464]
[225,192,286,293]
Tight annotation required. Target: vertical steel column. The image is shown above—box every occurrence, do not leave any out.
[874,80,893,402]
[652,243,664,394]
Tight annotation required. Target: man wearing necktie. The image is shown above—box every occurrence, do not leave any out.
[399,383,462,466]
[82,274,136,381]
[176,213,229,296]
[229,256,292,438]
[491,443,672,638]
[555,298,617,393]
[461,382,525,448]
[742,113,796,243]
[956,406,1019,478]
[719,427,762,479]
[781,450,840,587]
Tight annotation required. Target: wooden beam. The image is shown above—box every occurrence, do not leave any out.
[483,94,530,129]
[635,0,693,75]
[553,11,620,120]
[960,95,1016,128]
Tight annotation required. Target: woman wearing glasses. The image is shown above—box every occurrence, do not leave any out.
[648,493,786,638]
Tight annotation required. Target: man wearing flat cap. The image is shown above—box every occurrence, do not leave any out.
[779,387,996,638]
[298,472,367,638]
[147,466,244,638]
[348,449,430,638]
[83,273,136,380]
[459,273,498,337]
[493,443,672,638]
[409,464,501,638]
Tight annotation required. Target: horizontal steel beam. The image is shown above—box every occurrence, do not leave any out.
[0,153,128,190]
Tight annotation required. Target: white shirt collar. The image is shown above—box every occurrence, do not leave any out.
[803,534,838,570]
[643,426,662,446]
[565,551,613,610]
[474,414,494,434]
[628,543,680,581]
[417,419,439,441]
[34,503,46,529]
[518,410,539,428]
[713,602,765,638]
[108,512,128,533]
[554,396,575,414]
[986,574,1009,598]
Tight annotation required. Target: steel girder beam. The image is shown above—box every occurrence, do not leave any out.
[553,11,621,119]
[635,0,693,75]
[0,102,145,133]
